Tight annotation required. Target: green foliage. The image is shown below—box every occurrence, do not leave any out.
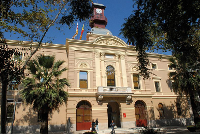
[0,39,22,83]
[168,56,200,95]
[21,54,69,113]
[1,0,93,41]
[120,0,200,79]
[0,39,24,133]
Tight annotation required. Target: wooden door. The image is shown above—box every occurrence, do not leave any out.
[76,107,91,130]
[135,103,147,127]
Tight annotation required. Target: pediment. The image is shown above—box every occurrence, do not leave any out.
[93,36,127,47]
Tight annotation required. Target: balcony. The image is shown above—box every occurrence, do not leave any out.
[97,86,132,94]
[7,90,19,96]
[97,86,133,105]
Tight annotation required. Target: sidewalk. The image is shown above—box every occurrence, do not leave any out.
[72,126,200,134]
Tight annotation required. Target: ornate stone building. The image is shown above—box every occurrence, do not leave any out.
[1,2,192,133]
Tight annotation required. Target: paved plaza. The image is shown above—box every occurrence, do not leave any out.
[72,126,200,134]
[4,126,200,134]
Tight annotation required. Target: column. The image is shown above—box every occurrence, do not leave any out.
[120,54,128,87]
[95,52,101,87]
[115,54,121,87]
[77,71,79,88]
[100,52,106,86]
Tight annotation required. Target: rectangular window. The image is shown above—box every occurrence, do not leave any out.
[152,63,157,69]
[79,71,88,88]
[105,54,114,59]
[133,74,140,89]
[7,104,14,122]
[155,81,160,92]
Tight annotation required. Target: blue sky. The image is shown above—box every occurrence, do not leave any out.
[4,0,133,45]
[4,0,171,55]
[46,0,134,44]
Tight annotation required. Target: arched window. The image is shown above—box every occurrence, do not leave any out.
[106,65,115,86]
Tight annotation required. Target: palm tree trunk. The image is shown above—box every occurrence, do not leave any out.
[189,92,200,125]
[40,112,48,134]
[1,78,8,134]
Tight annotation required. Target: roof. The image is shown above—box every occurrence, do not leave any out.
[93,3,106,8]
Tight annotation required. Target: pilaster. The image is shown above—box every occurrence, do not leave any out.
[120,54,128,87]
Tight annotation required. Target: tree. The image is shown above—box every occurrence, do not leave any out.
[1,0,93,132]
[0,39,23,133]
[120,0,200,124]
[169,57,200,124]
[21,55,69,134]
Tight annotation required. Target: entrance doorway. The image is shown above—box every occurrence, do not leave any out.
[107,101,121,128]
[76,100,92,131]
[135,100,147,127]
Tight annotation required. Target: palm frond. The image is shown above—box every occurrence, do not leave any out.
[21,55,69,113]
[38,55,54,69]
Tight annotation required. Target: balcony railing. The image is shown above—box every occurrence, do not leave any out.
[97,86,133,105]
[7,90,19,96]
[97,86,132,93]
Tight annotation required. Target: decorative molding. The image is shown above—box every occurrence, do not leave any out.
[120,54,125,60]
[75,60,91,68]
[100,52,105,59]
[105,62,116,69]
[80,63,88,68]
[115,54,119,59]
[93,36,127,47]
[95,52,100,58]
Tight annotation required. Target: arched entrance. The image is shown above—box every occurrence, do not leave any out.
[135,100,147,127]
[107,101,121,128]
[76,100,92,131]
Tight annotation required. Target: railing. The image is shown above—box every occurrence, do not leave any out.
[97,86,132,93]
[7,90,19,96]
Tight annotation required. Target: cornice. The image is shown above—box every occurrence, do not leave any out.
[6,39,66,50]
[68,92,96,97]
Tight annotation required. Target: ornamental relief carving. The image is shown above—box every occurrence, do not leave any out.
[95,39,126,47]
[128,63,138,71]
[75,60,91,68]
[120,54,125,60]
[80,63,88,68]
[95,52,100,58]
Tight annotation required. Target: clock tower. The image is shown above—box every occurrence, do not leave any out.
[89,3,108,28]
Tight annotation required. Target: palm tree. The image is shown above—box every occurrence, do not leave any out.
[169,56,200,124]
[21,55,69,134]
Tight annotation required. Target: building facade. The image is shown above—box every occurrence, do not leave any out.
[0,2,193,133]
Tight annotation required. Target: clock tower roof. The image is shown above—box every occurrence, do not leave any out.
[92,3,106,9]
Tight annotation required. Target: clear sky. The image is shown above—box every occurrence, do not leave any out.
[4,0,134,44]
[45,0,134,44]
[4,0,171,55]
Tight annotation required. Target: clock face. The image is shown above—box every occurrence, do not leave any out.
[96,8,102,14]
